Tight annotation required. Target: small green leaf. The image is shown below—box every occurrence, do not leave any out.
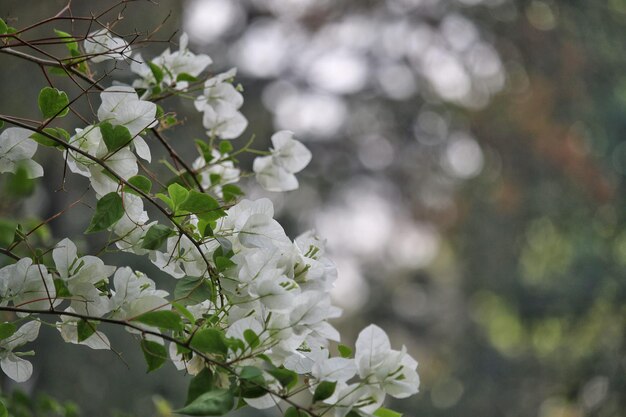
[148,62,164,84]
[243,329,260,349]
[0,322,16,341]
[239,366,263,381]
[338,344,353,358]
[77,320,96,342]
[126,175,152,195]
[168,183,189,209]
[172,302,195,323]
[175,389,234,416]
[218,141,233,154]
[313,381,337,403]
[176,73,198,83]
[54,29,78,53]
[85,192,124,233]
[186,368,215,405]
[38,87,69,118]
[141,224,174,250]
[373,408,403,417]
[100,122,132,153]
[174,277,213,305]
[54,279,71,298]
[49,67,69,77]
[30,127,69,148]
[141,339,167,372]
[189,328,228,356]
[0,18,8,35]
[156,193,174,210]
[194,139,213,162]
[133,310,183,332]
[267,368,298,390]
[179,190,220,215]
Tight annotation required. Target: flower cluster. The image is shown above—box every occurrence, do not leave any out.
[0,25,419,417]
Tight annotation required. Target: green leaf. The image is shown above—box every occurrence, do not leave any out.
[156,192,174,210]
[172,302,195,323]
[313,381,337,403]
[30,127,69,148]
[133,310,183,332]
[194,139,213,162]
[0,219,17,247]
[141,339,167,372]
[243,329,260,349]
[175,389,234,416]
[38,87,69,118]
[85,192,124,233]
[54,278,71,298]
[214,256,235,272]
[100,122,132,153]
[186,368,215,405]
[373,408,403,417]
[49,67,69,77]
[189,328,228,356]
[148,62,164,84]
[179,190,220,215]
[0,322,16,341]
[284,407,310,417]
[174,277,213,305]
[218,140,233,154]
[238,368,266,399]
[168,183,189,209]
[268,367,298,390]
[77,320,96,342]
[0,18,7,35]
[221,184,243,203]
[54,29,78,53]
[177,73,198,83]
[338,344,353,358]
[0,399,7,417]
[126,175,152,195]
[141,224,174,250]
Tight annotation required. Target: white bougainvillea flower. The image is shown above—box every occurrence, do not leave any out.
[0,258,56,311]
[253,131,311,192]
[109,267,169,320]
[131,32,212,91]
[84,29,131,63]
[65,125,107,177]
[89,147,138,197]
[354,324,420,399]
[57,307,111,350]
[194,68,243,113]
[97,86,157,137]
[0,127,43,178]
[192,149,240,198]
[53,238,116,316]
[0,321,40,382]
[202,102,248,140]
[311,357,357,383]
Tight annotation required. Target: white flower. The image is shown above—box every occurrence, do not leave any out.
[65,125,107,177]
[57,308,111,350]
[0,127,43,178]
[202,103,248,140]
[312,357,357,383]
[0,321,40,382]
[194,69,243,112]
[109,267,169,320]
[131,32,212,91]
[89,148,138,197]
[84,29,131,63]
[97,86,157,137]
[52,238,115,316]
[192,149,240,199]
[0,258,55,311]
[253,131,311,192]
[354,324,420,399]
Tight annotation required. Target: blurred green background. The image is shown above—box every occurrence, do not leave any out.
[0,0,625,416]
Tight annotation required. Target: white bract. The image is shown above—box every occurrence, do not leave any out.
[0,127,43,178]
[253,131,312,192]
[0,321,40,382]
[84,29,131,63]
